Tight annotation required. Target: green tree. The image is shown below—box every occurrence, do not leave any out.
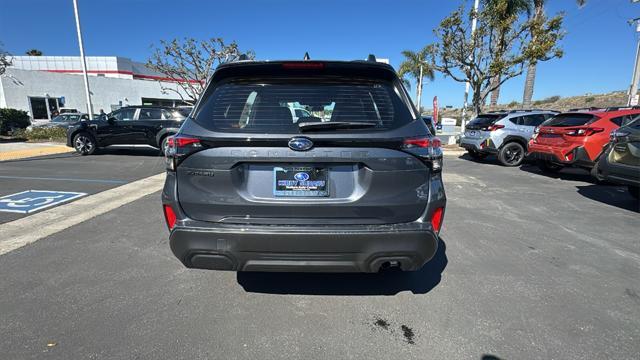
[427,1,564,114]
[484,0,532,107]
[25,49,43,56]
[522,0,586,106]
[398,47,435,112]
[147,37,253,104]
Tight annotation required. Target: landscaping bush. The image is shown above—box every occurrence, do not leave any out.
[584,96,596,103]
[0,108,31,134]
[12,127,67,142]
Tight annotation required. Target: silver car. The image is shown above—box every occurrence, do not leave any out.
[459,110,557,166]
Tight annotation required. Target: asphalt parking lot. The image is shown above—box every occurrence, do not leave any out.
[0,146,164,223]
[0,153,638,359]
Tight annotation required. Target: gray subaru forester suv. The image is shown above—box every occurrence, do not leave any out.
[460,110,558,166]
[162,59,446,273]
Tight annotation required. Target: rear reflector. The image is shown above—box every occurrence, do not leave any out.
[163,204,177,230]
[431,207,444,234]
[282,62,325,70]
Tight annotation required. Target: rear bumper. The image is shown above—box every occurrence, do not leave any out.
[598,155,640,187]
[169,222,439,273]
[459,136,498,154]
[528,143,593,167]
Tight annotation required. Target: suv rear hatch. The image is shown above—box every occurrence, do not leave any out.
[171,61,439,225]
[464,114,505,138]
[535,113,599,147]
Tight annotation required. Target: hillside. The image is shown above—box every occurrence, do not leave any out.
[438,90,629,121]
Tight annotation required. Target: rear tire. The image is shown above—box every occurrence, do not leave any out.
[536,160,562,173]
[589,159,611,184]
[468,150,487,160]
[159,135,172,156]
[498,142,525,167]
[628,185,640,199]
[73,132,96,156]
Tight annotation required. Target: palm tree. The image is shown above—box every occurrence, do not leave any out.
[25,49,43,56]
[522,0,586,106]
[398,47,435,113]
[484,0,532,107]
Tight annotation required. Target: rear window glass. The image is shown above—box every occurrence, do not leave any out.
[194,80,413,133]
[467,114,504,127]
[543,113,595,127]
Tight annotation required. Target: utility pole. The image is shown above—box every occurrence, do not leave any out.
[461,0,480,133]
[628,15,640,106]
[72,0,93,120]
[417,64,424,113]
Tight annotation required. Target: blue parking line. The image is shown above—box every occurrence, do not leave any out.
[0,175,127,184]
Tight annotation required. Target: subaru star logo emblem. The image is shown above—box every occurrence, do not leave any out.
[294,172,310,181]
[288,137,313,151]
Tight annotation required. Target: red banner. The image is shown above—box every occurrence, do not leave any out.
[433,96,439,123]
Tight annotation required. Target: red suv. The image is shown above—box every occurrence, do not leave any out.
[528,107,640,173]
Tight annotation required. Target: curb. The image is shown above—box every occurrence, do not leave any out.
[0,145,72,161]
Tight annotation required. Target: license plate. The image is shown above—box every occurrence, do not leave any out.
[274,166,329,197]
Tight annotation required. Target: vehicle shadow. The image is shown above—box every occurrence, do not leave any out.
[519,162,596,183]
[93,146,160,157]
[576,184,639,212]
[236,239,448,296]
[459,153,537,167]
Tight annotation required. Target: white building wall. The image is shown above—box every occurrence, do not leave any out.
[0,68,189,116]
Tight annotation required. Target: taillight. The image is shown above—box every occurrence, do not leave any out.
[165,135,203,171]
[431,207,444,234]
[610,130,630,141]
[565,127,604,136]
[163,204,177,230]
[486,124,505,131]
[402,136,443,172]
[403,137,441,148]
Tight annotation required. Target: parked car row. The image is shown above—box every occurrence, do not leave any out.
[460,107,640,199]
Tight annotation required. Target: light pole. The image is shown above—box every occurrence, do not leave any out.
[628,16,640,106]
[72,0,93,120]
[461,0,480,133]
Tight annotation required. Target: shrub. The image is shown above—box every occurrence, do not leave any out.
[0,108,31,134]
[536,95,561,105]
[584,96,596,104]
[13,127,67,142]
[508,100,519,107]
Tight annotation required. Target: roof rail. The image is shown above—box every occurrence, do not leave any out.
[568,107,604,112]
[604,105,640,111]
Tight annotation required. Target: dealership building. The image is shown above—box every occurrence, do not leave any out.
[0,56,189,120]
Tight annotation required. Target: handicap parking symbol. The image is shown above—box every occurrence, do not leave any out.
[0,190,86,214]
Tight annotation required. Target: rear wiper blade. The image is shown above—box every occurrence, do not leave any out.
[298,121,378,132]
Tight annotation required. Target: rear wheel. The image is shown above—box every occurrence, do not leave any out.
[73,132,96,155]
[160,135,172,156]
[589,158,611,184]
[468,150,487,160]
[628,185,640,199]
[498,142,525,167]
[536,160,563,173]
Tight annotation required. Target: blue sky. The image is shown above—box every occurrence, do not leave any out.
[0,0,637,107]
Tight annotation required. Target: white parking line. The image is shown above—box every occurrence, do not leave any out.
[0,173,165,256]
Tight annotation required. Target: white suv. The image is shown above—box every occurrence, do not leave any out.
[459,110,557,166]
